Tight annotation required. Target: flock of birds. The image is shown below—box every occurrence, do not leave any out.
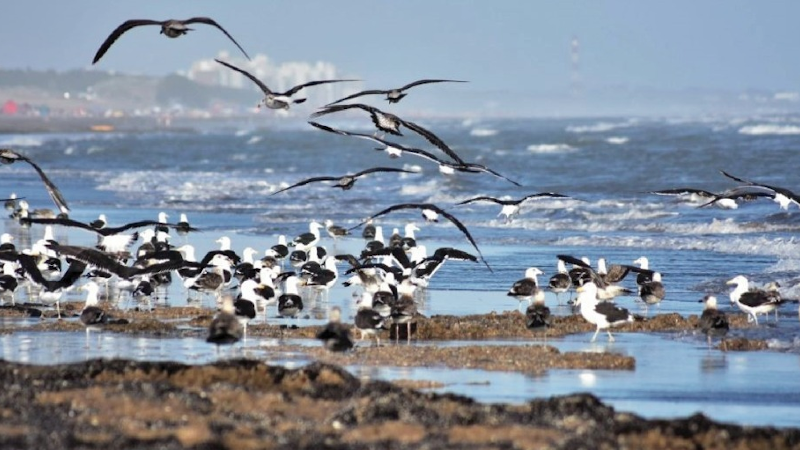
[1,15,798,354]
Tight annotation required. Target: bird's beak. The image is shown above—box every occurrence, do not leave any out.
[576,285,584,293]
[725,279,736,285]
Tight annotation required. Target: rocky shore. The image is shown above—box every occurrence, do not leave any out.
[0,358,797,449]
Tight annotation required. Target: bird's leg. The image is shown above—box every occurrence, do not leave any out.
[407,322,412,343]
[591,328,600,343]
[56,300,61,320]
[607,330,615,342]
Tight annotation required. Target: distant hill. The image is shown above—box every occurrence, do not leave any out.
[0,68,256,111]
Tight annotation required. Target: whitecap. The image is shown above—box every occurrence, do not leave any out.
[738,124,800,135]
[605,136,629,144]
[0,135,44,147]
[565,120,637,133]
[527,143,576,153]
[246,136,263,145]
[470,128,497,137]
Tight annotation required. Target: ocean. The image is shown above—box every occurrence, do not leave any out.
[2,114,800,426]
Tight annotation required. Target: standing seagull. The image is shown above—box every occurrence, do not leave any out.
[456,193,569,222]
[271,167,417,195]
[92,17,250,64]
[78,281,107,342]
[215,59,356,110]
[548,259,572,303]
[0,149,70,215]
[326,78,467,105]
[698,294,728,350]
[207,295,243,349]
[575,281,635,342]
[315,306,354,352]
[507,267,545,311]
[349,203,491,271]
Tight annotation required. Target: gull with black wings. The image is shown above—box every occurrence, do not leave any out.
[93,17,250,64]
[216,59,356,110]
[326,78,467,105]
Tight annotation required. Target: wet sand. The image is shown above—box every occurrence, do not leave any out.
[0,358,797,449]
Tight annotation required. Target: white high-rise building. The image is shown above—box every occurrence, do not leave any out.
[187,51,362,106]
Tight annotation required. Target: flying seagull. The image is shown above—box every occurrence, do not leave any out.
[716,170,800,210]
[22,217,198,253]
[326,78,467,105]
[349,203,491,271]
[271,167,417,195]
[456,193,570,221]
[215,59,357,110]
[310,104,467,165]
[0,149,69,215]
[93,17,250,64]
[308,122,520,186]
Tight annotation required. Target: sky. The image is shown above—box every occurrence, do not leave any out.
[2,1,799,97]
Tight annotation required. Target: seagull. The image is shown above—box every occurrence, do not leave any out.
[310,105,467,164]
[456,193,569,221]
[316,306,354,352]
[354,292,386,346]
[507,267,545,311]
[0,149,70,215]
[575,281,635,342]
[714,170,800,210]
[698,294,728,350]
[307,121,520,185]
[271,167,417,195]
[207,295,243,349]
[548,259,571,303]
[349,203,491,271]
[649,188,740,209]
[215,59,356,110]
[23,217,197,253]
[78,281,108,341]
[639,272,665,308]
[326,78,467,105]
[93,17,250,64]
[525,297,551,335]
[17,253,86,319]
[726,275,783,324]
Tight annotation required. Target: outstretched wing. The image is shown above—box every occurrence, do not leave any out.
[215,59,271,94]
[14,155,69,213]
[399,119,466,165]
[47,244,136,278]
[649,188,715,197]
[310,103,375,119]
[519,192,570,202]
[185,17,251,60]
[352,167,417,178]
[325,89,389,106]
[433,206,491,271]
[462,163,522,187]
[456,196,505,206]
[92,19,163,64]
[398,79,468,91]
[271,176,339,195]
[21,217,97,234]
[281,79,359,97]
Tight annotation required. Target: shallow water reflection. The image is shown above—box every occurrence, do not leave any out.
[2,330,800,427]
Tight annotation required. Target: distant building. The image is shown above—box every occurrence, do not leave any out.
[186,51,362,106]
